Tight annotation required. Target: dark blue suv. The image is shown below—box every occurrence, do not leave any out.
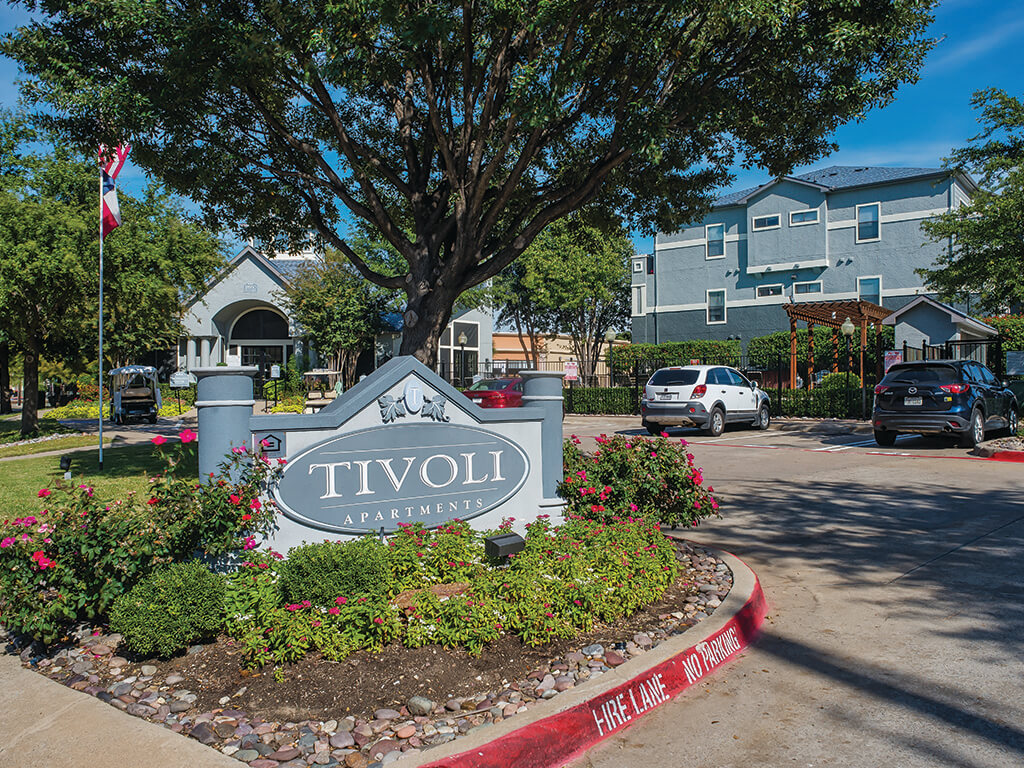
[872,360,1018,447]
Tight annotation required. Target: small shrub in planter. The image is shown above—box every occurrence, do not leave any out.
[278,537,392,606]
[559,433,718,528]
[109,561,226,658]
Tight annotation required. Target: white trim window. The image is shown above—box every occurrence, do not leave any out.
[756,284,784,298]
[752,214,781,231]
[705,223,725,259]
[632,260,644,273]
[631,285,647,317]
[793,281,822,296]
[790,208,819,226]
[856,202,881,242]
[706,289,726,324]
[858,275,882,305]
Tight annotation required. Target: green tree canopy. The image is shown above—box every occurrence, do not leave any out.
[0,113,224,433]
[4,0,937,364]
[919,89,1024,314]
[494,215,630,378]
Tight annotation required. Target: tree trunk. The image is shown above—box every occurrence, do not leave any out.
[398,285,459,369]
[21,338,39,435]
[0,340,10,414]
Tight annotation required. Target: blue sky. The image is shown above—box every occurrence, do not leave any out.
[1,0,1021,256]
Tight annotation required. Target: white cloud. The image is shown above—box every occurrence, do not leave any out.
[926,18,1024,73]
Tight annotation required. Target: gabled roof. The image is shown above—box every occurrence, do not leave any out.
[714,165,965,207]
[185,246,311,309]
[881,295,997,337]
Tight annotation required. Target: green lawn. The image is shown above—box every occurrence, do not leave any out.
[0,417,72,445]
[0,442,198,519]
[0,434,113,459]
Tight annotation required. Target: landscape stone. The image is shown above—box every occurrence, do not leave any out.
[232,749,259,762]
[369,740,398,761]
[536,674,556,692]
[329,732,354,749]
[248,760,280,768]
[189,722,218,744]
[395,725,416,739]
[406,696,433,716]
[344,753,370,768]
[605,650,626,667]
[373,709,401,721]
[126,703,157,717]
[581,643,604,656]
[269,747,301,761]
[164,673,185,685]
[141,664,157,676]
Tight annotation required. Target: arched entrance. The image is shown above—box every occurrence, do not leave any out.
[229,308,292,379]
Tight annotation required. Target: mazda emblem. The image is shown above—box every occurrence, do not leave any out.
[908,386,917,394]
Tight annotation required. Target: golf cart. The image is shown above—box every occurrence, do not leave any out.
[109,365,162,424]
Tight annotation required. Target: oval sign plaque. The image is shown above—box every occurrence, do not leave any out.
[274,423,529,534]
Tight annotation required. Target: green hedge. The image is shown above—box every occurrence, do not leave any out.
[609,339,740,370]
[775,386,867,418]
[748,325,893,370]
[564,386,636,415]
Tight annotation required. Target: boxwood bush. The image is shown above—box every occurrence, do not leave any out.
[109,561,225,657]
[278,537,392,607]
[564,386,636,415]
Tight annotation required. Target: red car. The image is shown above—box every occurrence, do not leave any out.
[461,377,524,408]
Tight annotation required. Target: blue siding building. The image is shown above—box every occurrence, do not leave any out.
[631,166,976,348]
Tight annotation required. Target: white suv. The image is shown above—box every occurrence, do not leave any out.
[640,365,771,437]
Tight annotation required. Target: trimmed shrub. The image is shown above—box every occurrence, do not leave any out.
[817,371,862,393]
[109,561,225,657]
[278,537,391,607]
[564,386,636,415]
[609,339,740,371]
[560,433,718,528]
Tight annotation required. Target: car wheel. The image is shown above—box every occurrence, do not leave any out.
[873,429,897,447]
[1003,408,1019,437]
[643,420,660,436]
[704,407,725,437]
[959,408,985,448]
[753,404,770,430]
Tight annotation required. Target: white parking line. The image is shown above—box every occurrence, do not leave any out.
[689,431,784,444]
[811,435,916,452]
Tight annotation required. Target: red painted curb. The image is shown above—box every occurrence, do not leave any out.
[987,450,1024,463]
[418,560,767,768]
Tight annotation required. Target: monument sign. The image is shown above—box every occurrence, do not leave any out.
[241,356,563,552]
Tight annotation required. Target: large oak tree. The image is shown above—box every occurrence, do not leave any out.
[5,0,937,364]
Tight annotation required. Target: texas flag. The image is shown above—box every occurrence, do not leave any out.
[99,144,130,238]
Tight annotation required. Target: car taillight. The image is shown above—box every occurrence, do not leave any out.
[874,385,889,395]
[691,384,707,398]
[940,383,970,394]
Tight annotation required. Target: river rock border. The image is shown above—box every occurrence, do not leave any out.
[6,540,742,768]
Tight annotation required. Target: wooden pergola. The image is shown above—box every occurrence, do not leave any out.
[783,300,894,389]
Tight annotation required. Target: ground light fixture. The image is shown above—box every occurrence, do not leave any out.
[484,532,526,561]
[841,316,856,415]
[604,328,616,386]
[59,455,72,480]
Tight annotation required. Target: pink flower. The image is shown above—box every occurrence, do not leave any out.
[629,503,638,512]
[276,458,287,465]
[660,431,669,438]
[241,514,252,522]
[242,536,257,550]
[0,537,14,548]
[260,438,271,448]
[311,620,322,628]
[151,435,167,446]
[37,489,51,498]
[179,428,198,444]
[147,497,158,505]
[335,596,347,605]
[229,494,241,505]
[232,446,245,454]
[249,498,261,510]
[373,617,383,624]
[328,607,340,615]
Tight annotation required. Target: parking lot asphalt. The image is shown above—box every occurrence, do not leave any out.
[564,415,1024,768]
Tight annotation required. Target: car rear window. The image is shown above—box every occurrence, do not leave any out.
[882,365,959,385]
[467,379,515,391]
[648,369,700,387]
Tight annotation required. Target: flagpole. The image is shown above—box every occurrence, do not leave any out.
[98,165,104,471]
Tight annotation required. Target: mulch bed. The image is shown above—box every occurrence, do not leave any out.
[6,539,732,768]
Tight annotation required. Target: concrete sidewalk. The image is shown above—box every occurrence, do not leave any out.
[0,651,235,768]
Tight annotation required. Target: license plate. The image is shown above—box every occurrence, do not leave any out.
[658,393,673,401]
[904,396,922,406]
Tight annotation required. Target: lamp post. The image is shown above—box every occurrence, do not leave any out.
[841,316,855,418]
[604,328,616,387]
[457,331,468,387]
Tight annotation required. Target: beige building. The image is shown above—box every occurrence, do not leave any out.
[491,332,629,383]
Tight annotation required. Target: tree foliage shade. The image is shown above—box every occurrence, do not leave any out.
[4,0,938,363]
[919,89,1024,314]
[0,113,224,434]
[493,214,630,378]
